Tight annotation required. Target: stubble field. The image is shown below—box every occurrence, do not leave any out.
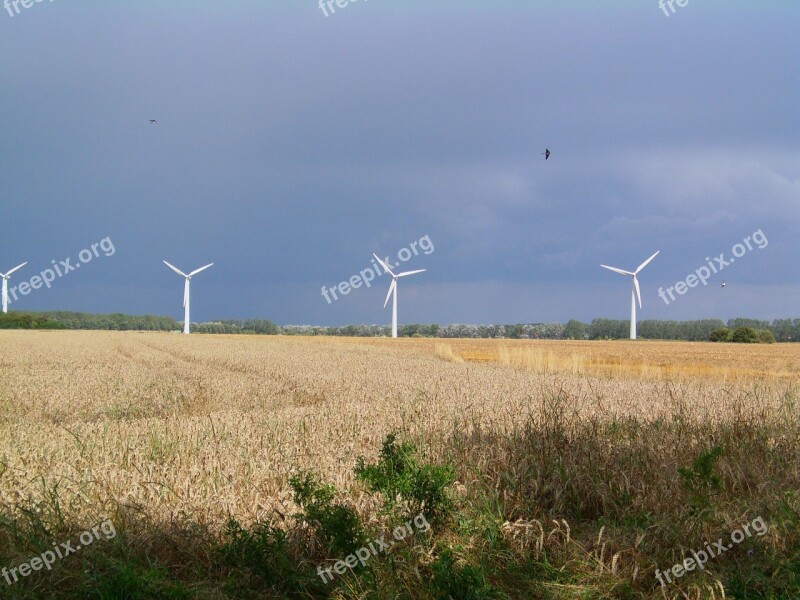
[0,331,798,599]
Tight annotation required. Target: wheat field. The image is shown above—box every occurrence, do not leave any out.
[0,331,798,598]
[0,331,794,524]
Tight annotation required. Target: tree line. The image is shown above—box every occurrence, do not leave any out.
[0,312,797,341]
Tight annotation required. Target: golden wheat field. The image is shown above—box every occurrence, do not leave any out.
[0,330,796,533]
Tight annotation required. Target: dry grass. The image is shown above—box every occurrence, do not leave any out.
[0,331,795,525]
[0,331,797,598]
[430,338,800,381]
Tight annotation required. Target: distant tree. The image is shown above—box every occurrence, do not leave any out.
[588,319,628,340]
[5,311,797,342]
[756,329,776,344]
[771,319,800,342]
[728,318,770,331]
[563,320,586,340]
[0,312,66,330]
[709,328,732,342]
[731,327,758,343]
[504,324,524,339]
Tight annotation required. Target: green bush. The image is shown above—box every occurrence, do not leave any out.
[290,471,365,557]
[431,548,497,600]
[85,559,192,600]
[731,326,758,343]
[709,327,732,342]
[678,445,724,510]
[355,434,456,525]
[218,518,302,594]
[757,329,776,344]
[712,326,776,344]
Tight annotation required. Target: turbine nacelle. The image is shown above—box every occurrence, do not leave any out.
[0,262,28,280]
[163,261,213,334]
[0,262,28,314]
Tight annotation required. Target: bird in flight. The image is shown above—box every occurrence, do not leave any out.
[149,119,157,125]
[542,149,551,160]
[721,281,727,288]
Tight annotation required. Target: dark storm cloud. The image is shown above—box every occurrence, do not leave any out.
[1,2,797,325]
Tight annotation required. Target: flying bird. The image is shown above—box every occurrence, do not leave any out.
[149,119,157,125]
[721,281,726,288]
[542,149,551,160]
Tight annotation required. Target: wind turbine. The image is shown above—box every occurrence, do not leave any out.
[1,262,27,314]
[373,254,426,338]
[600,251,659,340]
[163,261,213,334]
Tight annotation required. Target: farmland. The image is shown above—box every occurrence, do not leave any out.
[0,331,798,599]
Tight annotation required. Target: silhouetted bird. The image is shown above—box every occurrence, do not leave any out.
[542,149,551,160]
[149,119,157,125]
[721,281,727,288]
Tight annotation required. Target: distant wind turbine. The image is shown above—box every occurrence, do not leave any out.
[163,261,213,334]
[373,254,426,338]
[600,251,659,340]
[1,262,27,314]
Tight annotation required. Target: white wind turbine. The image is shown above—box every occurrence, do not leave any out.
[163,261,213,334]
[1,262,27,314]
[373,254,426,338]
[600,251,659,340]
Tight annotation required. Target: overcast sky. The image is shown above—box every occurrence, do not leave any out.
[1,1,798,326]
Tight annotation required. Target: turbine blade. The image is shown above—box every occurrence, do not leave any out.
[372,253,396,277]
[600,265,634,276]
[163,261,187,277]
[635,250,660,274]
[383,279,396,308]
[4,262,27,277]
[397,269,426,278]
[633,276,642,309]
[189,263,214,277]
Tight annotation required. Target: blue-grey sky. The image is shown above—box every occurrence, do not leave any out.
[2,1,798,326]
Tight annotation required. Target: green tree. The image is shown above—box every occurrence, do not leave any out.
[563,319,586,340]
[731,326,758,343]
[756,329,776,344]
[709,328,732,342]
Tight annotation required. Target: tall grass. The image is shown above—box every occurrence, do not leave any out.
[0,331,797,598]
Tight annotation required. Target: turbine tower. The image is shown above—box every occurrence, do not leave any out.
[373,254,426,338]
[163,261,213,334]
[1,262,27,314]
[600,251,659,340]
